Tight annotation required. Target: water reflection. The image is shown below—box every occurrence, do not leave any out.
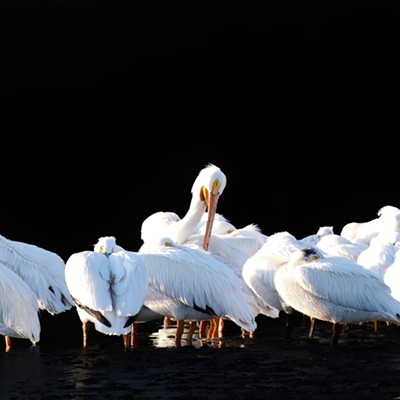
[147,319,253,349]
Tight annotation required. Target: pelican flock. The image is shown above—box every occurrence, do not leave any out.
[3,165,400,350]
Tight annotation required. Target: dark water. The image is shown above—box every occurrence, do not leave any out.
[3,312,400,399]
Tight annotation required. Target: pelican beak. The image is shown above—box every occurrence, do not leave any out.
[201,179,221,251]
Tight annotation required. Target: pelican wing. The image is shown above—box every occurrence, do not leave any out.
[242,254,287,310]
[139,244,256,331]
[294,256,396,312]
[108,250,148,316]
[65,251,113,312]
[0,234,74,313]
[0,263,40,343]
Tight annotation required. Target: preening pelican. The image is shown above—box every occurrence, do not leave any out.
[0,233,74,349]
[140,163,226,250]
[138,163,228,342]
[137,237,257,347]
[65,236,149,349]
[0,263,40,351]
[274,247,400,345]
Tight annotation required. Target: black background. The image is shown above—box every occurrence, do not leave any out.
[2,0,399,261]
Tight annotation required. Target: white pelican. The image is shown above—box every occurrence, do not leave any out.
[314,233,368,261]
[140,163,226,249]
[0,262,41,351]
[274,247,400,345]
[242,231,304,338]
[0,233,74,348]
[185,226,277,338]
[340,205,400,245]
[298,226,334,247]
[357,231,400,280]
[137,237,257,347]
[138,163,228,341]
[383,250,400,303]
[65,236,149,349]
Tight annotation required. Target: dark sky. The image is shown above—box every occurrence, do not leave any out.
[2,1,399,261]
[2,149,400,262]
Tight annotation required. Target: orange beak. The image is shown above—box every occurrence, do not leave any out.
[201,178,222,251]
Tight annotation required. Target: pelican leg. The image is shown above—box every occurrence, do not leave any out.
[308,317,316,339]
[207,318,219,339]
[82,322,89,350]
[241,329,250,338]
[331,323,343,346]
[175,320,184,347]
[5,336,12,352]
[163,316,171,328]
[199,320,208,339]
[217,318,224,338]
[186,321,197,345]
[123,333,130,349]
[130,323,139,348]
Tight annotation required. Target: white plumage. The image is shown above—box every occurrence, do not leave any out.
[0,233,73,315]
[0,263,41,350]
[65,236,149,349]
[0,233,74,349]
[274,247,400,345]
[340,205,400,245]
[137,238,257,337]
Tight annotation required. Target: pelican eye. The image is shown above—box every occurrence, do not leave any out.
[212,179,221,195]
[164,240,174,247]
[311,255,319,260]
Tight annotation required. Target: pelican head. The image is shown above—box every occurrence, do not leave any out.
[94,236,118,256]
[289,247,323,267]
[192,164,227,251]
[301,247,322,260]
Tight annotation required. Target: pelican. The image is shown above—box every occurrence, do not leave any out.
[0,262,40,351]
[140,163,226,249]
[137,163,228,341]
[274,247,400,345]
[357,231,400,280]
[242,231,304,338]
[340,205,400,245]
[65,236,149,349]
[314,233,368,261]
[299,226,334,247]
[0,233,74,348]
[185,226,277,338]
[137,237,257,347]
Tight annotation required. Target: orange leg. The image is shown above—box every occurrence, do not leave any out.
[123,333,130,349]
[186,321,197,345]
[207,318,219,339]
[217,318,224,338]
[82,322,89,350]
[199,320,208,338]
[5,336,12,352]
[308,317,316,339]
[175,320,184,347]
[130,323,139,348]
[163,316,172,328]
[331,323,343,346]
